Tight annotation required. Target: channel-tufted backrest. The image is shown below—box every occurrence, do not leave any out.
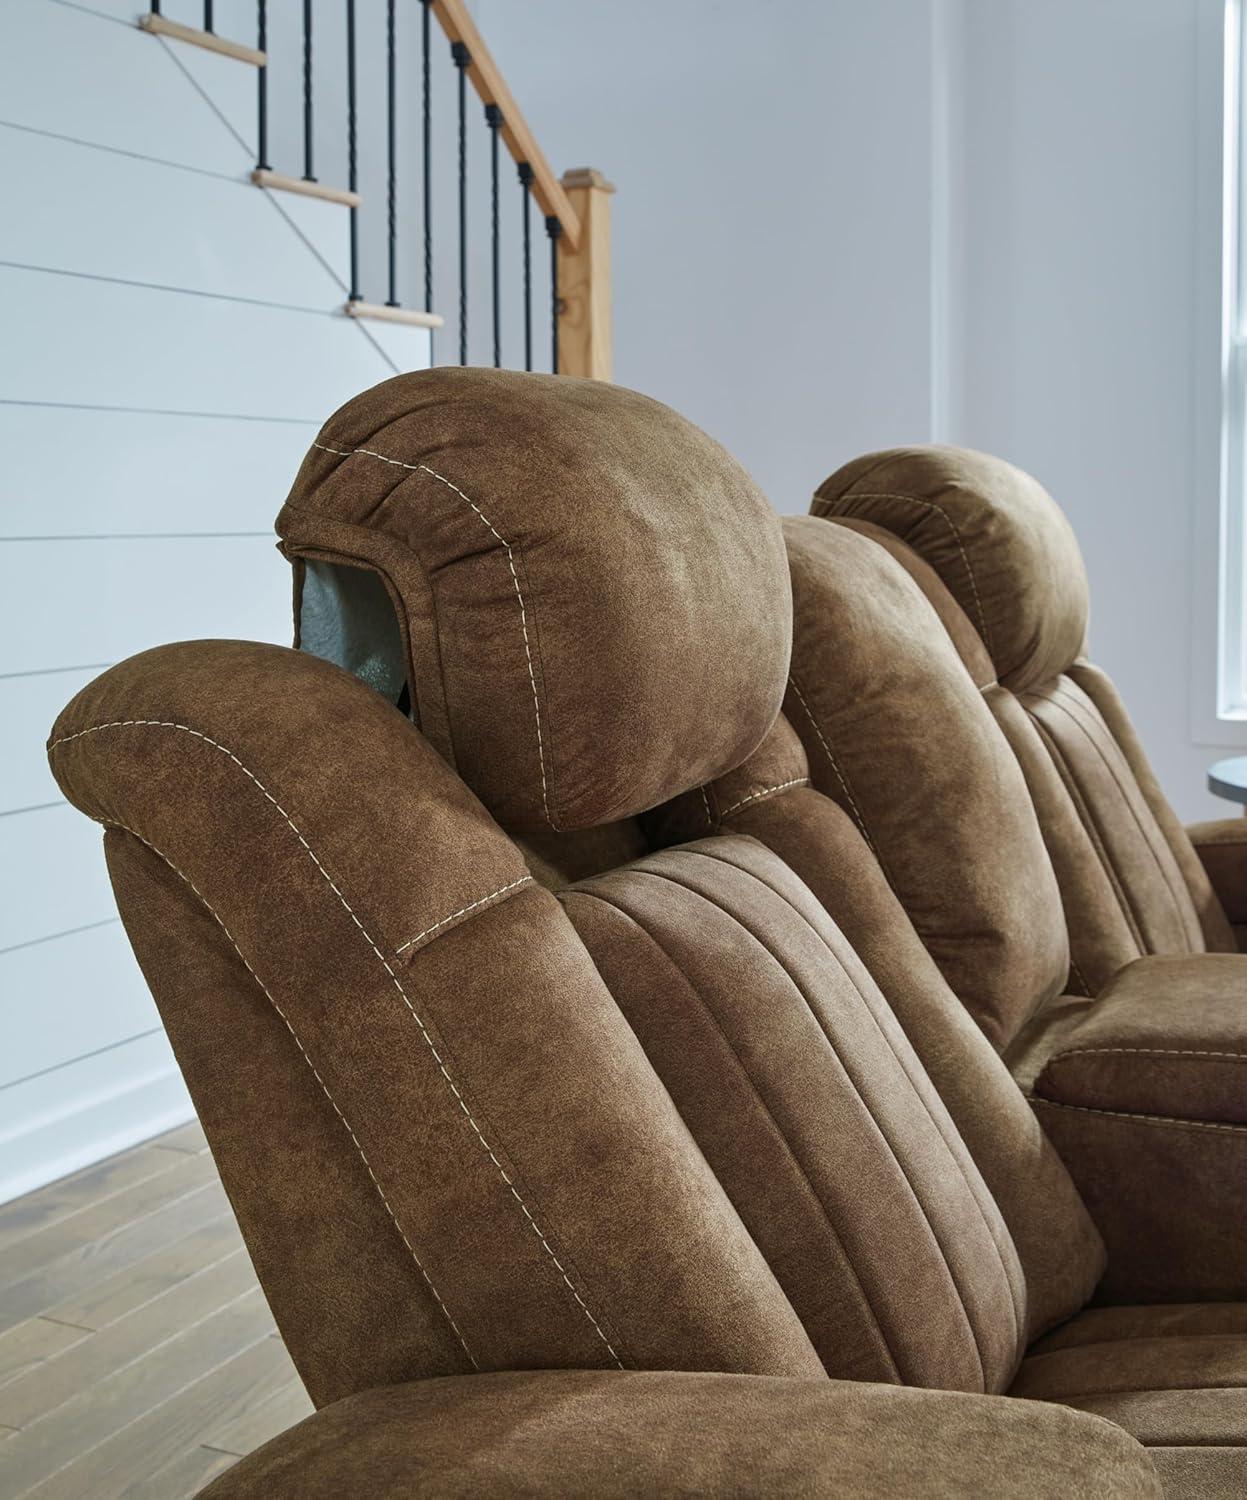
[49,375,1102,1416]
[810,447,1235,1000]
[646,718,1105,1346]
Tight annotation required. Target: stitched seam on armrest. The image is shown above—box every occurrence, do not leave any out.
[50,718,623,1369]
[1055,1047,1247,1062]
[313,441,555,830]
[720,777,810,820]
[103,820,480,1370]
[1035,1099,1247,1135]
[395,876,534,954]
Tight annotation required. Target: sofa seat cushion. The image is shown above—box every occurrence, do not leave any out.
[1013,1306,1247,1496]
[197,1370,1164,1500]
[1014,1305,1247,1442]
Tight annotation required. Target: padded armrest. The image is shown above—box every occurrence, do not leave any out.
[1035,954,1247,1123]
[198,1370,1160,1499]
[1188,818,1247,936]
[1032,955,1247,1302]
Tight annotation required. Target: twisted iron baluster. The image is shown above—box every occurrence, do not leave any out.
[518,163,533,372]
[546,217,561,374]
[486,104,502,367]
[453,40,470,364]
[301,0,315,182]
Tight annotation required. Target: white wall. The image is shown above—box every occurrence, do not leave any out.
[482,0,1232,822]
[0,0,430,1203]
[478,0,946,511]
[950,0,1229,821]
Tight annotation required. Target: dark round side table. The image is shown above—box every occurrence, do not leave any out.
[1207,755,1247,811]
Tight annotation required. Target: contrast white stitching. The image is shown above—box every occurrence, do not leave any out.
[313,441,553,829]
[50,718,622,1367]
[1054,1046,1247,1062]
[786,678,875,852]
[699,786,714,830]
[720,778,809,820]
[101,820,479,1369]
[396,876,534,955]
[1035,1098,1247,1135]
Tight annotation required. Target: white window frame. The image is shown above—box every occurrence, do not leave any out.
[1191,0,1247,746]
[1220,0,1247,718]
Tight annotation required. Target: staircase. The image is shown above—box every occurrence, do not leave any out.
[0,0,612,1203]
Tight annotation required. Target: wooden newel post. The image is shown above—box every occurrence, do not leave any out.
[557,168,615,380]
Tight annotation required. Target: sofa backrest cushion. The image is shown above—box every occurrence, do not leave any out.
[277,367,791,835]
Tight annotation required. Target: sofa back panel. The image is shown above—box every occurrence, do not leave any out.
[784,516,1068,1050]
[987,687,1144,996]
[564,837,1026,1393]
[812,445,1235,974]
[51,642,822,1407]
[830,517,997,690]
[1068,663,1235,954]
[1018,674,1205,962]
[698,795,1103,1342]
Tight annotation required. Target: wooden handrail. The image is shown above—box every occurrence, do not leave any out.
[430,0,581,251]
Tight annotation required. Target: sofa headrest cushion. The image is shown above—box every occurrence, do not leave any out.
[278,367,791,833]
[812,446,1089,692]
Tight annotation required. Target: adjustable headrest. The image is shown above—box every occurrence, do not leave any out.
[813,446,1089,693]
[277,367,791,833]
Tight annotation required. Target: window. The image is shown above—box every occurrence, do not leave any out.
[1222,0,1247,715]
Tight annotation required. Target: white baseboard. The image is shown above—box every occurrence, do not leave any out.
[0,1035,195,1206]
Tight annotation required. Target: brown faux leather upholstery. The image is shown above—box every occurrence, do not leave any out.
[811,446,1238,1004]
[198,1370,1163,1500]
[47,375,1246,1495]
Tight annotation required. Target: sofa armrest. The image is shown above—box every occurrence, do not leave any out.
[1033,954,1247,1301]
[198,1370,1160,1500]
[1188,818,1247,938]
[1035,954,1247,1123]
[47,643,819,1405]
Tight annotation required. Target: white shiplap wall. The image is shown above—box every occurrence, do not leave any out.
[0,0,432,1203]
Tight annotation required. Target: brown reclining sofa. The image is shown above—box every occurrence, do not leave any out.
[783,451,1247,1301]
[46,369,1245,1497]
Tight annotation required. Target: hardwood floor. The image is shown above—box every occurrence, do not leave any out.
[0,1123,313,1498]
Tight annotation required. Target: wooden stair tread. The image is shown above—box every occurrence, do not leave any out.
[250,170,361,210]
[138,14,265,68]
[346,301,444,330]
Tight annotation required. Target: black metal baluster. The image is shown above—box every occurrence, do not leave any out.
[421,0,433,329]
[386,0,398,306]
[518,163,533,371]
[301,0,315,182]
[255,0,270,171]
[486,104,502,367]
[346,0,360,302]
[546,217,561,374]
[453,40,470,365]
[203,1,214,33]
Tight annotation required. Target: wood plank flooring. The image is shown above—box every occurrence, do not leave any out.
[0,1123,313,1498]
